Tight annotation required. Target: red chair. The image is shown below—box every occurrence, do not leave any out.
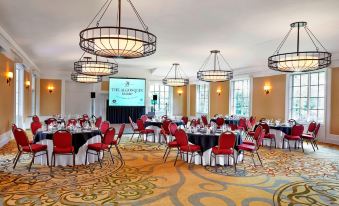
[95,116,102,128]
[78,118,87,127]
[211,132,237,172]
[215,117,225,128]
[174,129,202,168]
[302,123,320,151]
[169,122,178,136]
[100,121,110,135]
[83,114,89,120]
[237,117,247,131]
[136,119,155,142]
[162,119,172,135]
[12,123,17,133]
[67,119,77,127]
[13,128,49,171]
[181,116,188,127]
[283,124,304,152]
[31,121,42,136]
[249,116,256,127]
[113,123,125,159]
[237,125,264,167]
[303,121,317,135]
[141,115,148,123]
[201,115,209,127]
[46,118,57,125]
[51,130,75,171]
[162,128,179,163]
[86,127,115,167]
[253,122,276,149]
[190,119,198,127]
[32,115,40,123]
[129,116,139,141]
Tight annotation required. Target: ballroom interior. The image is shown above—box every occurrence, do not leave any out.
[0,0,339,205]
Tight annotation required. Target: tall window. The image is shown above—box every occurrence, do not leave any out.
[231,79,250,116]
[15,64,24,127]
[149,82,171,116]
[289,71,325,122]
[31,74,36,115]
[196,84,209,114]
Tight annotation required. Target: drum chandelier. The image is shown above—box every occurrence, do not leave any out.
[268,21,331,72]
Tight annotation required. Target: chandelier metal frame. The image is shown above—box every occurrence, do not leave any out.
[268,21,331,72]
[162,63,189,87]
[71,72,103,83]
[79,0,156,59]
[74,55,118,76]
[197,50,233,82]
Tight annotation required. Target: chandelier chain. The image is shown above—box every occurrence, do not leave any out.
[305,27,328,52]
[96,0,113,26]
[274,28,292,55]
[199,53,212,71]
[304,27,319,51]
[86,0,110,28]
[127,0,149,31]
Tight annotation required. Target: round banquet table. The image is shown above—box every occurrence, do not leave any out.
[33,129,102,166]
[180,131,243,166]
[210,118,240,125]
[253,124,295,148]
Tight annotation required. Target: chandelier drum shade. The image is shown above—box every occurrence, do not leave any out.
[268,22,331,72]
[197,50,233,82]
[79,0,156,59]
[162,63,189,87]
[74,56,118,76]
[71,73,103,83]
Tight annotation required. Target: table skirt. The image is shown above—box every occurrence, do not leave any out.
[33,135,103,166]
[262,129,301,149]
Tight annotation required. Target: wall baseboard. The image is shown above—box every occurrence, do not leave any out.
[0,130,11,148]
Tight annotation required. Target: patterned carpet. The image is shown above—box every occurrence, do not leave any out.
[0,134,338,205]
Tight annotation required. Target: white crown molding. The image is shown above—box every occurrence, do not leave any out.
[0,25,39,72]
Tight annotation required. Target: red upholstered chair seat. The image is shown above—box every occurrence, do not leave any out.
[264,133,275,139]
[168,141,179,147]
[140,129,154,134]
[237,143,255,152]
[248,131,255,136]
[284,135,301,140]
[22,144,47,153]
[180,144,201,152]
[211,147,233,155]
[301,134,314,139]
[242,140,255,146]
[88,143,109,151]
[53,146,74,154]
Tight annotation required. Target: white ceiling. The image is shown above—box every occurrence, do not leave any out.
[0,0,339,79]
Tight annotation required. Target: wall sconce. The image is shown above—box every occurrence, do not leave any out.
[48,85,54,94]
[177,89,183,96]
[6,71,13,85]
[264,85,271,95]
[25,80,31,89]
[216,88,222,96]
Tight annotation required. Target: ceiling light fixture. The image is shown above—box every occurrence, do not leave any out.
[71,73,102,83]
[268,21,331,72]
[74,56,118,76]
[162,63,189,87]
[79,0,156,59]
[197,50,233,82]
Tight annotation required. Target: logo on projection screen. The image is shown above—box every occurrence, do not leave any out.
[109,78,145,106]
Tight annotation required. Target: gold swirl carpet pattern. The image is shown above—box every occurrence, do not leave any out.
[0,135,338,205]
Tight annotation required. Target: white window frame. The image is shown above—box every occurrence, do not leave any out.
[287,70,326,123]
[15,64,24,128]
[148,81,172,116]
[230,78,252,117]
[196,83,209,115]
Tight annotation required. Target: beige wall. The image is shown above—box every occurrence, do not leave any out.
[252,74,286,121]
[331,67,339,134]
[173,86,187,116]
[101,81,109,91]
[209,81,230,117]
[40,79,61,116]
[0,53,15,134]
[24,70,32,118]
[189,84,196,116]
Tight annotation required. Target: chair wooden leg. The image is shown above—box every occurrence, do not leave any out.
[28,153,35,172]
[300,140,304,152]
[72,152,75,170]
[310,141,316,152]
[85,149,89,165]
[13,151,22,169]
[130,132,135,141]
[45,151,49,166]
[256,152,263,166]
[108,149,114,164]
[174,150,180,166]
[233,154,237,173]
[97,151,102,168]
[164,148,172,163]
[274,138,277,148]
[288,140,291,151]
[115,145,122,159]
[13,151,20,163]
[163,147,169,159]
[251,153,256,166]
[314,141,319,150]
[188,152,194,169]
